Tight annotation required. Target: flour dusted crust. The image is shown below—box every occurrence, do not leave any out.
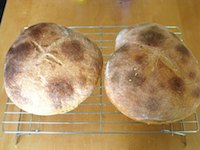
[4,23,103,115]
[105,23,200,124]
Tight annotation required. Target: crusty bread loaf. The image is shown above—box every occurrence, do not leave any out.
[105,23,200,124]
[4,23,103,115]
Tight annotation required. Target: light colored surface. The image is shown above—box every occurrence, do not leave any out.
[0,0,200,149]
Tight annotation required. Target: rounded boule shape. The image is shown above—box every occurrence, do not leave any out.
[105,23,200,124]
[4,23,103,115]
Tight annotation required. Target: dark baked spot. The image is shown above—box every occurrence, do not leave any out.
[29,23,49,39]
[135,54,148,65]
[79,75,87,86]
[36,23,49,28]
[4,62,20,87]
[111,72,120,83]
[29,23,62,47]
[181,57,188,64]
[126,70,146,87]
[188,71,196,80]
[168,76,185,93]
[145,97,159,112]
[5,61,29,104]
[5,41,32,88]
[159,83,166,89]
[191,87,200,98]
[61,40,84,61]
[138,26,166,46]
[30,27,42,39]
[4,66,15,86]
[176,44,190,57]
[48,79,74,109]
[8,42,33,61]
[4,52,25,87]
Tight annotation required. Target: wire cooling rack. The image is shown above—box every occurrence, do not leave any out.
[2,26,199,144]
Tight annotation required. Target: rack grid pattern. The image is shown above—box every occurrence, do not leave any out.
[2,26,199,138]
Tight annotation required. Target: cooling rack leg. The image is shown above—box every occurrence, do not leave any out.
[15,109,22,145]
[15,133,21,145]
[180,120,187,146]
[181,135,187,146]
[99,28,103,132]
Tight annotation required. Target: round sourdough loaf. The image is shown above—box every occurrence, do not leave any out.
[105,23,200,124]
[4,23,103,115]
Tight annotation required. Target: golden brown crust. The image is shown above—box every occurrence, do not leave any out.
[4,23,103,115]
[105,23,200,124]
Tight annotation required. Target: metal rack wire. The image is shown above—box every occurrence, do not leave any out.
[2,26,199,144]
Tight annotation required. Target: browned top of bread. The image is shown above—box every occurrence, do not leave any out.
[105,23,200,124]
[4,23,103,115]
